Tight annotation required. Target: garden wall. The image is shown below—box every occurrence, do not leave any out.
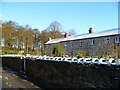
[2,57,120,88]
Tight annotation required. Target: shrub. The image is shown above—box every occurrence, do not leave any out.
[99,45,120,59]
[52,43,63,57]
[85,56,91,58]
[91,56,99,58]
[76,50,86,58]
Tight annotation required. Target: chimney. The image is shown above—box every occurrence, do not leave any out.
[48,37,52,41]
[89,27,94,33]
[64,33,69,38]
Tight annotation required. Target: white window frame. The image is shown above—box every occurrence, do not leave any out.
[70,42,73,47]
[104,38,110,44]
[115,37,120,44]
[90,39,95,45]
[64,42,67,47]
[89,51,95,56]
[46,45,48,49]
[79,41,82,47]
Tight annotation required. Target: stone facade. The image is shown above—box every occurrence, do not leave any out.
[60,35,120,56]
[45,28,120,57]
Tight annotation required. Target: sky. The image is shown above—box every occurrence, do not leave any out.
[1,0,119,2]
[1,2,118,34]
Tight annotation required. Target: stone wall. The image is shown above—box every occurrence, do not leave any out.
[2,57,22,72]
[45,44,53,56]
[2,57,120,88]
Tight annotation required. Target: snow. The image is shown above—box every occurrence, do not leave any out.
[2,55,22,57]
[45,28,120,44]
[1,55,120,66]
[45,38,65,44]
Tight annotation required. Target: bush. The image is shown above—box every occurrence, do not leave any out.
[76,50,86,58]
[91,56,99,58]
[85,56,91,58]
[52,43,63,57]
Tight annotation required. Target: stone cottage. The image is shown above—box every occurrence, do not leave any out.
[45,28,120,57]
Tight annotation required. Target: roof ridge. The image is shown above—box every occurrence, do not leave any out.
[45,28,119,44]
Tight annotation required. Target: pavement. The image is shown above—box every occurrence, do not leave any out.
[0,66,43,89]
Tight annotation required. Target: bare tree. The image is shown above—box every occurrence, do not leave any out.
[68,29,76,36]
[1,20,64,54]
[47,21,63,31]
[33,28,41,51]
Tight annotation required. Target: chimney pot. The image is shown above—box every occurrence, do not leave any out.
[48,37,52,41]
[64,33,69,38]
[89,27,94,33]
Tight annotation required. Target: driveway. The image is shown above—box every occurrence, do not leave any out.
[1,66,42,89]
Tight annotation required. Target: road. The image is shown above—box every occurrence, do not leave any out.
[1,66,42,89]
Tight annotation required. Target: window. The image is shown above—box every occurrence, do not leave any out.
[70,42,73,47]
[89,51,95,56]
[64,42,67,47]
[104,38,110,44]
[79,41,82,47]
[115,37,120,44]
[70,50,74,55]
[90,39,95,45]
[46,45,48,49]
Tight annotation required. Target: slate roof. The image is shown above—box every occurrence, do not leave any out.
[45,28,120,45]
[45,38,65,44]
